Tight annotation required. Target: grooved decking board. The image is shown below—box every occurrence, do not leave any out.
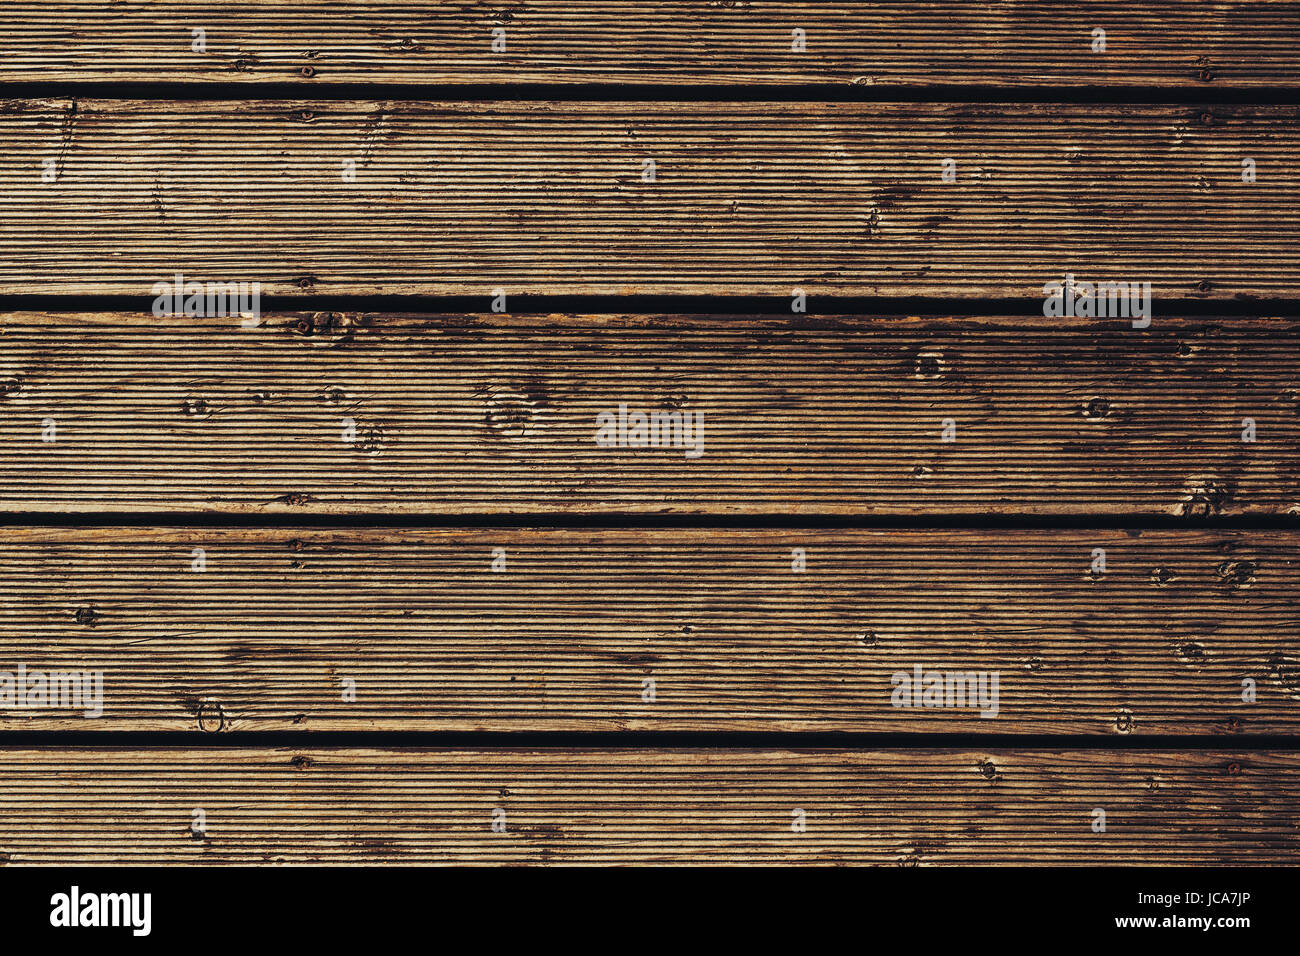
[0,312,1297,515]
[10,100,1300,297]
[4,2,1299,88]
[0,748,1293,864]
[1,527,1296,733]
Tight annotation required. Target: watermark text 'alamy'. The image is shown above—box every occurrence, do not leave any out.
[152,272,260,323]
[1043,274,1151,328]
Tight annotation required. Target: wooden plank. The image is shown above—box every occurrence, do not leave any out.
[4,2,1298,89]
[9,99,1300,297]
[0,312,1296,516]
[0,748,1293,864]
[0,526,1296,733]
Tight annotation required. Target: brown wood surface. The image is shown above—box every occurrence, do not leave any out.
[0,312,1295,515]
[0,748,1293,864]
[8,100,1300,297]
[3,2,1297,88]
[0,526,1294,733]
[4,5,1297,874]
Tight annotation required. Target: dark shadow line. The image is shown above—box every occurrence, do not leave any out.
[0,730,1294,749]
[3,293,1299,319]
[0,513,1295,531]
[4,80,1300,105]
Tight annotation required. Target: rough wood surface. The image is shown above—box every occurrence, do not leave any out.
[0,312,1296,516]
[0,527,1294,733]
[5,6,1298,872]
[3,2,1297,88]
[10,100,1300,297]
[0,748,1293,864]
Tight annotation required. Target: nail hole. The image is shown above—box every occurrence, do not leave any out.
[913,351,944,379]
[1083,398,1111,419]
[197,700,225,733]
[1216,559,1257,588]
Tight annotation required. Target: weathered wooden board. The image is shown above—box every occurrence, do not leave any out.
[0,312,1296,515]
[10,100,1300,297]
[0,748,1293,864]
[0,527,1294,733]
[4,2,1297,88]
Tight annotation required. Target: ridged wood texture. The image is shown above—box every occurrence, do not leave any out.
[7,3,1300,871]
[0,313,1296,515]
[9,100,1300,296]
[0,527,1294,733]
[2,2,1297,88]
[0,748,1293,864]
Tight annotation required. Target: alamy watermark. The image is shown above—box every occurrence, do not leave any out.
[1043,274,1151,328]
[891,664,1000,718]
[151,272,261,323]
[0,664,103,718]
[50,886,150,936]
[595,403,704,459]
